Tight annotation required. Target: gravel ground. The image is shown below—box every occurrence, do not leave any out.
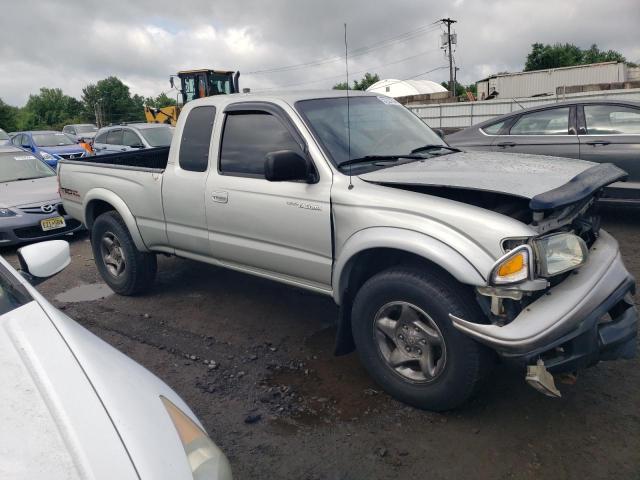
[4,206,639,480]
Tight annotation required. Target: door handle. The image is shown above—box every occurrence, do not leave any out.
[496,142,516,148]
[585,140,611,146]
[211,191,228,204]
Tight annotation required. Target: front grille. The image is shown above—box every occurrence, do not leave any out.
[20,202,61,214]
[14,219,81,239]
[59,153,85,160]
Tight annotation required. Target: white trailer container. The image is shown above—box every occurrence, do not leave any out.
[476,62,627,100]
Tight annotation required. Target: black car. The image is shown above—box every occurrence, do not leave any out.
[446,99,640,204]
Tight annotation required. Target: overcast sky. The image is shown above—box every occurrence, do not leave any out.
[1,0,638,106]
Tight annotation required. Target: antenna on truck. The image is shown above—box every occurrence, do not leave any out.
[344,23,353,190]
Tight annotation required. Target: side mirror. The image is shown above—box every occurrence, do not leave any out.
[433,128,445,139]
[17,240,70,286]
[264,150,316,183]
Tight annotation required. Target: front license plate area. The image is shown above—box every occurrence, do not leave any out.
[41,216,66,231]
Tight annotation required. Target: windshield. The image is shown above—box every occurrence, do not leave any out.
[33,132,76,147]
[139,126,173,147]
[295,96,446,170]
[75,125,98,134]
[0,152,55,182]
[0,129,8,141]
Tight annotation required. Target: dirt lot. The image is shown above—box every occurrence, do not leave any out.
[4,206,640,480]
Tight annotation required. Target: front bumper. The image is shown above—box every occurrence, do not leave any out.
[0,209,83,246]
[451,230,637,371]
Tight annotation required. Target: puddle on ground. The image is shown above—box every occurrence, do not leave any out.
[55,283,114,303]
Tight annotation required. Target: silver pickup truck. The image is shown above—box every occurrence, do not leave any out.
[59,91,638,410]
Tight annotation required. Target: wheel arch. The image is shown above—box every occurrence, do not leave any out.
[83,189,148,252]
[332,228,487,355]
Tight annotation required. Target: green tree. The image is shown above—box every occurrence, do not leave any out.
[524,43,631,71]
[440,81,476,97]
[144,92,178,108]
[0,98,20,132]
[18,88,83,130]
[81,76,146,125]
[333,72,380,91]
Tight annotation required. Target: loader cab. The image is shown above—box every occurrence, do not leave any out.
[173,69,239,104]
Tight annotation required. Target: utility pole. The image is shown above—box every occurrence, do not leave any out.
[440,18,457,97]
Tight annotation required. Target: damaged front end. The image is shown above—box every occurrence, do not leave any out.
[449,164,637,396]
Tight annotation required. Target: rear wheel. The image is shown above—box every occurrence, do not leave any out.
[351,267,492,411]
[91,211,156,295]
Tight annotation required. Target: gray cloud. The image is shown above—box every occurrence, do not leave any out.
[0,0,638,106]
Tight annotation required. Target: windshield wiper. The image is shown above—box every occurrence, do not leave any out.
[410,144,461,154]
[339,154,424,168]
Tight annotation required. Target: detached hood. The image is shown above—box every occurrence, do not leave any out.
[0,176,59,208]
[359,151,627,209]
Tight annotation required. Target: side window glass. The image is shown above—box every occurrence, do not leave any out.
[106,129,123,145]
[584,105,640,134]
[481,120,505,135]
[122,130,142,147]
[179,106,216,172]
[94,131,107,144]
[510,108,570,135]
[220,112,303,177]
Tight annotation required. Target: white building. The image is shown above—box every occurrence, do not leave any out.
[366,79,447,98]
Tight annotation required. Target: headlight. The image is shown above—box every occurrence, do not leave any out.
[161,396,233,480]
[40,151,55,161]
[535,233,587,277]
[0,208,16,217]
[490,245,531,285]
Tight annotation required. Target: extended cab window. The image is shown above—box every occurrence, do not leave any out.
[220,112,303,177]
[509,107,570,135]
[584,104,640,134]
[179,106,216,172]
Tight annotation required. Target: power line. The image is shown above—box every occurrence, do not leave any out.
[245,22,441,75]
[255,47,442,91]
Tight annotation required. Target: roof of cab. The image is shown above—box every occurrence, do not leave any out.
[185,89,379,109]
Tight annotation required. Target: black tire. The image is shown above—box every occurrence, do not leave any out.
[91,211,157,295]
[351,267,492,411]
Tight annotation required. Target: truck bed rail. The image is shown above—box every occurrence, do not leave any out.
[61,147,170,171]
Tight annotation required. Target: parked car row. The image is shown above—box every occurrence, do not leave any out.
[2,122,174,169]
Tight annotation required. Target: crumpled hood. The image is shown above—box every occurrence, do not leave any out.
[0,176,59,208]
[358,151,595,199]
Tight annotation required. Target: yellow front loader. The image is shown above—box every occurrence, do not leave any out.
[145,69,240,125]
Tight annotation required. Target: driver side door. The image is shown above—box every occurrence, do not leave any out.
[204,102,333,291]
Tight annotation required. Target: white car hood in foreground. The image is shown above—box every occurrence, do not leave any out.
[0,300,137,480]
[0,255,219,480]
[358,151,594,199]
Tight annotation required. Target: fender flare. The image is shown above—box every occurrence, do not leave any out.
[332,227,488,305]
[83,188,149,252]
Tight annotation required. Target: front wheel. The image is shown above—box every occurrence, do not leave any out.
[351,267,492,411]
[91,211,157,295]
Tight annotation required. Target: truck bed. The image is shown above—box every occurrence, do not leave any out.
[63,147,170,171]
